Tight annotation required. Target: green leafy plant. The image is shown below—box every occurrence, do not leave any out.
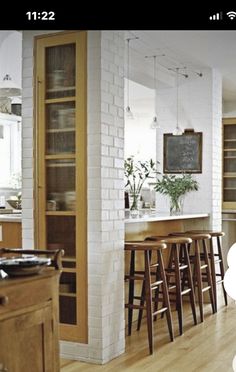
[125,157,159,214]
[154,174,199,214]
[125,157,158,194]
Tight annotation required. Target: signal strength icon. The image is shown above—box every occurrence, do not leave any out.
[209,12,223,20]
[227,11,236,20]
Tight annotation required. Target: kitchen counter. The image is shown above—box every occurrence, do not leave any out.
[125,212,209,241]
[0,212,21,223]
[125,212,209,224]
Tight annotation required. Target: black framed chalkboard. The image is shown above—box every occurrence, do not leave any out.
[163,131,202,173]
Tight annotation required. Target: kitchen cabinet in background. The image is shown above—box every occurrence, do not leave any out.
[223,118,236,209]
[0,222,22,248]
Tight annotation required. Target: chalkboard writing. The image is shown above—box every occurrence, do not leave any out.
[163,132,202,173]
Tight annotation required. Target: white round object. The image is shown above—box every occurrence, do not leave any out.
[224,269,236,300]
[232,354,236,371]
[227,242,236,267]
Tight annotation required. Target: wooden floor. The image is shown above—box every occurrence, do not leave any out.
[61,298,236,372]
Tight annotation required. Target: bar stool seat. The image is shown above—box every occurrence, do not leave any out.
[186,230,227,311]
[125,241,174,354]
[169,232,216,321]
[145,235,197,335]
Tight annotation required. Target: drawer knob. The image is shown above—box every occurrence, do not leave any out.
[0,296,8,306]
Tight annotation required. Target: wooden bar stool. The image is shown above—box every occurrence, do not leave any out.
[145,236,197,335]
[170,232,216,322]
[186,230,227,311]
[125,241,174,354]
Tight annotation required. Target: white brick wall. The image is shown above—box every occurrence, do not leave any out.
[211,69,222,231]
[156,69,222,229]
[22,30,125,364]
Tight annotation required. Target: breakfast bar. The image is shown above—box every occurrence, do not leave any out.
[125,213,209,241]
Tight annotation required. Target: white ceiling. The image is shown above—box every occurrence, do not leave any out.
[126,30,236,101]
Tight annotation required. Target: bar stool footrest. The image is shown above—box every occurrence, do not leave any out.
[202,286,211,292]
[153,307,167,316]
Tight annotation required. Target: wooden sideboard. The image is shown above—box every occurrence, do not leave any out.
[0,269,60,372]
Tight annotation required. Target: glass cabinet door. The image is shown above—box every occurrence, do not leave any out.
[223,120,236,209]
[35,31,87,343]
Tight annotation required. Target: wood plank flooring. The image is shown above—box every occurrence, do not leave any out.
[61,299,236,371]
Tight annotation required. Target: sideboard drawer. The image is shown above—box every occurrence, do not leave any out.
[0,274,55,316]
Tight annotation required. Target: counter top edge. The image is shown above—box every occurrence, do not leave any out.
[125,213,209,224]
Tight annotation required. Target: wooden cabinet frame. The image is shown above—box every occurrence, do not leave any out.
[34,31,87,342]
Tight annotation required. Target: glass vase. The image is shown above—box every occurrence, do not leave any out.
[129,192,141,218]
[169,195,184,216]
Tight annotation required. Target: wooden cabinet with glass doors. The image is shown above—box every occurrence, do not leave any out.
[35,31,87,342]
[223,118,236,209]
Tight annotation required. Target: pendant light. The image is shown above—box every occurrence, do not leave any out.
[125,37,138,119]
[173,68,183,136]
[150,55,160,129]
[0,74,21,97]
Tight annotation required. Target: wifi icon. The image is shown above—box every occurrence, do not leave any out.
[227,11,236,20]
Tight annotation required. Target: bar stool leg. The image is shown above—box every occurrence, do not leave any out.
[128,250,135,335]
[144,250,153,354]
[217,236,228,307]
[208,238,217,311]
[161,246,175,318]
[183,243,197,325]
[195,240,204,322]
[173,243,183,335]
[158,250,174,342]
[202,239,215,314]
[137,251,152,330]
[137,281,145,331]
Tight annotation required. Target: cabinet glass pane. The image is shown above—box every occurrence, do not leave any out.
[224,125,236,140]
[60,272,76,295]
[223,177,236,201]
[224,141,236,149]
[224,189,236,202]
[224,177,236,188]
[46,159,75,211]
[46,44,75,99]
[224,158,236,173]
[62,260,76,269]
[59,296,76,325]
[46,102,75,154]
[47,216,75,257]
[46,102,75,131]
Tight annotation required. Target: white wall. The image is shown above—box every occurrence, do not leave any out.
[0,31,22,87]
[124,80,156,161]
[223,101,236,118]
[156,69,222,229]
[22,30,125,364]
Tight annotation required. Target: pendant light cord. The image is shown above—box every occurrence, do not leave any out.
[154,56,157,117]
[126,37,139,112]
[127,38,130,108]
[176,68,179,130]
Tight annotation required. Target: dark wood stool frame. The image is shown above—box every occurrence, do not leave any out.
[145,236,197,335]
[125,241,174,355]
[170,232,216,322]
[186,230,227,311]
